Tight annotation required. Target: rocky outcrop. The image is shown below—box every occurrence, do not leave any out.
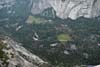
[31,0,100,20]
[0,36,50,67]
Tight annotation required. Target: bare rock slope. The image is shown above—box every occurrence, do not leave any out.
[0,36,50,67]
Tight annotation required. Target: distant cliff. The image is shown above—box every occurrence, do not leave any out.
[0,0,100,20]
[31,0,100,20]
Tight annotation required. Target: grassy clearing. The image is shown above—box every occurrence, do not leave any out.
[26,15,47,24]
[57,34,72,42]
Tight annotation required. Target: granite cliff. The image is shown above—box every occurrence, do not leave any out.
[0,0,100,20]
[31,0,100,20]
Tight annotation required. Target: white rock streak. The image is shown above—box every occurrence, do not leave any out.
[94,65,100,67]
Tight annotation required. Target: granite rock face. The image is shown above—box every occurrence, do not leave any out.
[0,0,100,20]
[31,0,100,20]
[0,36,50,67]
